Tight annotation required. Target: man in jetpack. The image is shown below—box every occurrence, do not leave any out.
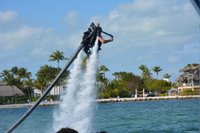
[81,22,113,57]
[96,23,113,51]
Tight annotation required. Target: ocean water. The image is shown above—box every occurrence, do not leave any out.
[0,99,199,133]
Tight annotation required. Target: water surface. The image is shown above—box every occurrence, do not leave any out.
[0,99,199,133]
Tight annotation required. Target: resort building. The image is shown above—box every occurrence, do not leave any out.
[0,81,24,97]
[33,88,42,97]
[176,64,200,94]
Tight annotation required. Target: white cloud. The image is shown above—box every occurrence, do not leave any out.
[0,10,17,23]
[0,25,49,50]
[30,47,49,57]
[0,11,76,64]
[68,32,82,49]
[168,55,179,63]
[63,11,77,22]
[181,43,200,54]
[62,11,79,30]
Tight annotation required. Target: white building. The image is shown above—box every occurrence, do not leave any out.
[50,85,66,95]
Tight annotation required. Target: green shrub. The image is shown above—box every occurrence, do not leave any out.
[118,88,131,98]
[180,89,196,96]
[159,93,168,96]
[0,96,29,105]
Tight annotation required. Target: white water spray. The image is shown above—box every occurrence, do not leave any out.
[53,50,83,132]
[71,42,99,133]
[53,42,99,133]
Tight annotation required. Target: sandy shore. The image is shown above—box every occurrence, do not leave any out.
[0,95,199,109]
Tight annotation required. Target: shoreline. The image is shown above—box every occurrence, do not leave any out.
[0,101,59,109]
[97,95,200,103]
[0,95,199,109]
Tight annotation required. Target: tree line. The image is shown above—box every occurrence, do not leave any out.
[97,65,172,98]
[0,50,173,101]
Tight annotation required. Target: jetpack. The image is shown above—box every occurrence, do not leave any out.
[81,22,113,57]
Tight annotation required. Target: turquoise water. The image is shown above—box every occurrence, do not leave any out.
[0,99,200,133]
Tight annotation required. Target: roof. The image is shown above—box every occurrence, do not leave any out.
[0,80,6,85]
[0,85,24,97]
[180,64,200,72]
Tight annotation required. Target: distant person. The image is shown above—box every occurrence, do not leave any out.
[96,23,113,51]
[56,127,78,133]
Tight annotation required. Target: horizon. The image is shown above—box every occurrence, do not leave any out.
[0,0,200,82]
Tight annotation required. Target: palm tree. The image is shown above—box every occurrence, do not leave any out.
[1,70,10,78]
[1,67,32,102]
[49,50,66,68]
[12,67,32,92]
[34,77,47,94]
[138,65,152,80]
[17,68,31,79]
[11,66,18,77]
[1,70,16,103]
[49,51,67,101]
[152,66,162,79]
[98,65,109,78]
[97,65,109,98]
[1,70,16,86]
[24,78,34,102]
[17,68,32,101]
[163,73,171,79]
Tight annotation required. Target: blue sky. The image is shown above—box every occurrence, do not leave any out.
[0,0,200,82]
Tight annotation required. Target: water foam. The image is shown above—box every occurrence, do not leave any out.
[53,42,99,133]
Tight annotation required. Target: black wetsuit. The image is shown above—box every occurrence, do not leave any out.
[82,30,91,56]
[82,23,97,57]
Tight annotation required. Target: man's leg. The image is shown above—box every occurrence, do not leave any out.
[98,36,113,44]
[98,41,102,51]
